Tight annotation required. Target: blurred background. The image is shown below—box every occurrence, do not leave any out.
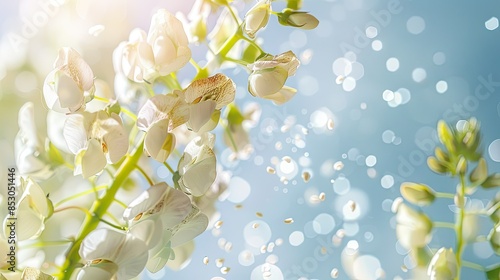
[1,0,500,279]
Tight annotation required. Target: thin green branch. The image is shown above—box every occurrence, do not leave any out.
[135,164,154,186]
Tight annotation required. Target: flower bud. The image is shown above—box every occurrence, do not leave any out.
[427,247,457,280]
[277,9,319,30]
[455,155,467,175]
[244,0,271,38]
[427,156,448,174]
[396,204,433,249]
[247,51,300,103]
[470,157,488,185]
[482,173,500,189]
[400,182,436,206]
[489,224,500,255]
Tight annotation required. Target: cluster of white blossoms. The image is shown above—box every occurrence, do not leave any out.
[8,0,319,279]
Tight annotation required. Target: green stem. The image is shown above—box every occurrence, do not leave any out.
[240,35,265,54]
[135,164,154,185]
[100,217,126,231]
[224,3,240,26]
[54,185,107,207]
[59,140,144,279]
[462,260,485,272]
[434,221,456,230]
[121,107,137,121]
[222,56,249,66]
[435,191,455,199]
[23,240,71,249]
[163,162,175,175]
[455,173,466,280]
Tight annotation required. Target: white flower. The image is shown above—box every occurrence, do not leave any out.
[123,182,192,229]
[43,47,95,113]
[396,203,433,249]
[137,93,190,162]
[116,10,191,83]
[247,51,300,103]
[427,247,457,280]
[21,268,54,280]
[208,9,238,53]
[244,0,271,38]
[63,110,128,178]
[278,9,319,30]
[78,229,149,280]
[177,133,217,196]
[123,183,207,273]
[182,73,236,132]
[3,178,52,241]
[15,103,54,180]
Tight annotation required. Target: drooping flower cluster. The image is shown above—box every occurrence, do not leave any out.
[11,0,319,278]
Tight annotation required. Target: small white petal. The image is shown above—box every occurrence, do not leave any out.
[187,100,217,132]
[81,139,107,178]
[123,182,168,221]
[160,188,192,228]
[170,212,208,247]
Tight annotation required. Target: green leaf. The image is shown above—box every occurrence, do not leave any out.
[226,104,245,125]
[482,173,500,189]
[470,157,488,185]
[486,263,500,280]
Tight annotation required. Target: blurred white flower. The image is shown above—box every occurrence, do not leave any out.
[137,93,189,162]
[247,51,299,104]
[208,9,238,53]
[115,10,191,83]
[223,103,261,159]
[63,110,128,178]
[182,73,236,132]
[3,178,52,241]
[177,133,217,197]
[15,102,54,180]
[396,203,433,249]
[78,229,149,280]
[21,268,54,280]
[43,47,95,113]
[244,0,271,38]
[427,247,457,280]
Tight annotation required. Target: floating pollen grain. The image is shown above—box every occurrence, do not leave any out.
[203,256,209,265]
[275,238,283,246]
[214,220,223,229]
[260,245,267,253]
[215,258,224,267]
[302,171,311,183]
[327,119,335,130]
[252,223,260,229]
[263,271,272,278]
[282,156,292,163]
[235,204,243,209]
[330,268,339,278]
[256,212,263,217]
[401,265,408,272]
[335,75,345,84]
[221,267,230,274]
[333,161,344,171]
[284,218,294,224]
[319,192,326,201]
[347,200,356,212]
[266,166,276,174]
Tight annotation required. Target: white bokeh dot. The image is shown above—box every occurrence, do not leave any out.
[488,139,500,162]
[386,58,399,72]
[485,17,499,31]
[436,80,448,94]
[412,68,427,83]
[407,16,426,34]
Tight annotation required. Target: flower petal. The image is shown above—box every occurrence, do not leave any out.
[101,113,128,163]
[63,113,91,155]
[170,211,208,247]
[183,73,235,109]
[144,120,176,162]
[187,100,217,132]
[161,188,192,228]
[123,182,168,222]
[81,139,107,178]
